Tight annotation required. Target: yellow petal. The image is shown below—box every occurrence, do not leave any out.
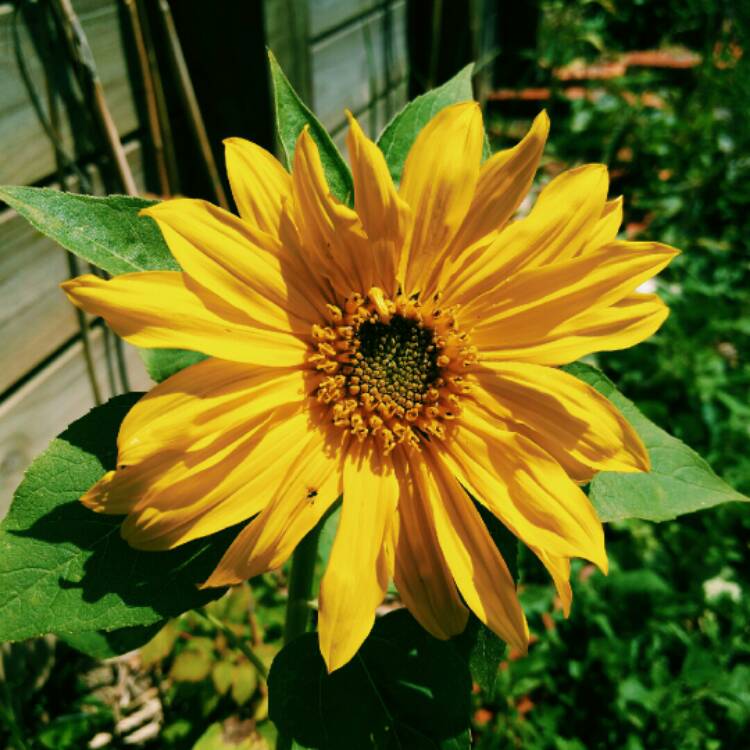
[533,548,573,617]
[420,446,528,652]
[346,112,411,294]
[442,403,608,573]
[224,137,291,236]
[448,110,549,258]
[399,102,484,294]
[580,196,623,256]
[318,445,397,672]
[466,241,678,345]
[116,359,307,465]
[62,272,307,366]
[142,198,318,329]
[476,291,670,366]
[117,407,319,550]
[202,430,342,587]
[451,165,609,307]
[391,450,469,640]
[83,364,310,548]
[472,361,649,482]
[292,127,372,295]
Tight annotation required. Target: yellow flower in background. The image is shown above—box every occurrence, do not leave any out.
[62,103,677,672]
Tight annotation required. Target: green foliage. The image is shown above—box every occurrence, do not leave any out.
[36,711,113,750]
[137,584,274,748]
[0,186,174,274]
[567,363,748,521]
[377,64,475,184]
[268,51,353,205]
[193,719,268,749]
[139,347,209,383]
[269,609,472,749]
[472,507,750,749]
[0,394,235,643]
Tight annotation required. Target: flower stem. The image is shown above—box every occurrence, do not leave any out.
[283,524,322,645]
[276,525,322,750]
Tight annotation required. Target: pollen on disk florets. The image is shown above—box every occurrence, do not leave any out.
[308,286,476,453]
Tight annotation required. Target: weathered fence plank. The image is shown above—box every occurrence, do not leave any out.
[0,327,151,517]
[0,141,147,394]
[311,1,407,131]
[0,0,139,187]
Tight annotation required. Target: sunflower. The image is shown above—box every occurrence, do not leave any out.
[62,103,677,672]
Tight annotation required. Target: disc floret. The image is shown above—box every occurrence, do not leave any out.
[309,287,476,453]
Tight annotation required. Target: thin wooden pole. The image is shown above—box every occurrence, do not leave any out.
[49,0,134,393]
[50,0,138,196]
[123,0,171,197]
[156,0,229,209]
[135,0,180,194]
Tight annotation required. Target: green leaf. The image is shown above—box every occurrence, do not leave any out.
[452,616,505,696]
[60,621,164,660]
[212,660,235,696]
[0,186,176,275]
[231,663,259,705]
[268,51,353,205]
[171,647,213,682]
[377,64,475,185]
[0,394,239,643]
[566,362,749,522]
[193,720,263,750]
[139,347,208,383]
[268,609,471,749]
[140,620,180,666]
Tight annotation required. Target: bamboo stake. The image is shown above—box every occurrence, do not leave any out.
[134,0,180,194]
[50,0,138,196]
[156,0,229,209]
[32,5,104,406]
[49,0,134,393]
[123,0,171,196]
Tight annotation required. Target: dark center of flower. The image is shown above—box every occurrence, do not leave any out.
[348,315,440,414]
[308,286,476,453]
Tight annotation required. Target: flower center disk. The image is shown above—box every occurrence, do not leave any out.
[353,316,440,413]
[309,287,476,453]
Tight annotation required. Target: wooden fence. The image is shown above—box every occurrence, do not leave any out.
[0,0,408,516]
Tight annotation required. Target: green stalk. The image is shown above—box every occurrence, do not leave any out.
[283,524,322,645]
[276,525,322,750]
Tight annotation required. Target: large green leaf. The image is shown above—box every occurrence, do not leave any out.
[377,64,475,185]
[0,186,175,275]
[0,394,238,643]
[269,609,471,749]
[268,51,353,205]
[567,362,749,522]
[60,622,165,660]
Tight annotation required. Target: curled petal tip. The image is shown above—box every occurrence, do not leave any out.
[535,109,551,129]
